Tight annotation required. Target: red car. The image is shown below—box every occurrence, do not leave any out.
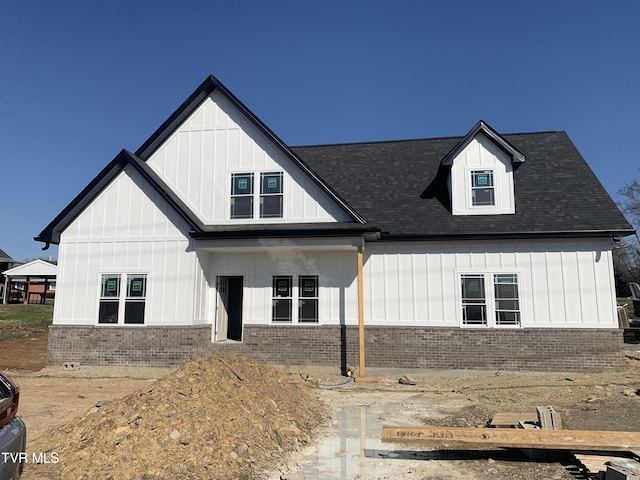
[0,372,26,479]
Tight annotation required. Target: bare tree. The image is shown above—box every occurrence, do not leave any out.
[619,179,640,228]
[614,180,640,296]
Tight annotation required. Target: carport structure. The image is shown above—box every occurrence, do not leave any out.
[2,259,57,304]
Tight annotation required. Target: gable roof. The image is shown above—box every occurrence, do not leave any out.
[35,76,368,248]
[35,149,207,247]
[293,131,634,240]
[2,259,57,277]
[135,75,364,224]
[0,248,15,264]
[35,75,633,247]
[441,120,525,166]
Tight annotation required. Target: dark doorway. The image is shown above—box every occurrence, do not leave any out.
[216,276,244,341]
[226,276,243,341]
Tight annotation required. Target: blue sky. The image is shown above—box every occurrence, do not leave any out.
[1,1,639,262]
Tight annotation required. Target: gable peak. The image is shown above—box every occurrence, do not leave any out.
[441,120,526,166]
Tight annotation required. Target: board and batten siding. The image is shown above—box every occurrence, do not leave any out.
[208,249,359,325]
[363,239,617,328]
[450,132,516,215]
[54,165,208,326]
[146,90,351,225]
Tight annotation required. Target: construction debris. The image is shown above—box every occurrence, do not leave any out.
[489,412,538,428]
[30,355,329,480]
[398,374,417,385]
[488,406,561,430]
[381,425,640,451]
[610,458,640,473]
[607,464,640,480]
[536,406,562,430]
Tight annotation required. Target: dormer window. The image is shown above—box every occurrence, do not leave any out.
[444,122,523,216]
[471,170,495,207]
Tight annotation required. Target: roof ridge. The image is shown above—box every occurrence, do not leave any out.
[292,130,565,149]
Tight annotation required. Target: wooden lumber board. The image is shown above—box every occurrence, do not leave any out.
[355,377,378,383]
[490,413,538,428]
[381,426,640,451]
[572,453,612,476]
[573,452,640,479]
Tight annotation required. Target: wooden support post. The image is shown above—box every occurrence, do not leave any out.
[382,426,640,451]
[24,275,30,305]
[2,276,8,304]
[357,245,365,378]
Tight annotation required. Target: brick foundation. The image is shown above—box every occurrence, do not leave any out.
[48,324,626,372]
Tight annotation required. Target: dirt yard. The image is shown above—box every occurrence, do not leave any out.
[3,335,640,479]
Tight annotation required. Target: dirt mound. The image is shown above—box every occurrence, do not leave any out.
[33,355,329,479]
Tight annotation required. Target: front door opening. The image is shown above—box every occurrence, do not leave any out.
[216,276,243,341]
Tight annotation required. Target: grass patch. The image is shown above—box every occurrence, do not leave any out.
[0,303,54,341]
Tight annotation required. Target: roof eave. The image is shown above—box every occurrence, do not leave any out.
[190,226,381,240]
[35,150,206,248]
[375,229,636,242]
[34,155,129,246]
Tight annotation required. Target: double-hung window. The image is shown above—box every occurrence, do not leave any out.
[471,170,495,206]
[98,274,147,325]
[461,275,487,325]
[230,171,283,219]
[494,274,520,326]
[271,275,319,323]
[230,173,254,219]
[461,273,520,327]
[125,275,147,324]
[99,275,121,324]
[260,172,283,218]
[298,276,318,322]
[272,276,293,322]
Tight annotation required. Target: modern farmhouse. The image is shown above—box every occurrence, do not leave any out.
[37,75,634,372]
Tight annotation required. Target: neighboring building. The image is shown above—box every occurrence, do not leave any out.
[37,75,634,371]
[2,259,57,304]
[0,249,17,304]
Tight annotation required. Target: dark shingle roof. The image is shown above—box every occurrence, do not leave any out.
[292,131,633,239]
[35,73,633,245]
[0,248,15,263]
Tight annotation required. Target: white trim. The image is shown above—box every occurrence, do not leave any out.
[456,269,524,328]
[228,169,287,222]
[271,273,320,325]
[95,271,150,326]
[465,166,501,215]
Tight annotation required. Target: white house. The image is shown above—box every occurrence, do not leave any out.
[37,75,634,372]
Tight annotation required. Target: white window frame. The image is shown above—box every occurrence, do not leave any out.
[97,272,148,326]
[458,271,522,328]
[271,274,319,324]
[470,169,496,207]
[230,173,255,220]
[259,171,284,219]
[229,170,285,221]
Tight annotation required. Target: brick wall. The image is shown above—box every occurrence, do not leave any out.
[47,325,212,367]
[48,324,626,372]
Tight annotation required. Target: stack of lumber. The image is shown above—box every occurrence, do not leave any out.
[382,407,640,480]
